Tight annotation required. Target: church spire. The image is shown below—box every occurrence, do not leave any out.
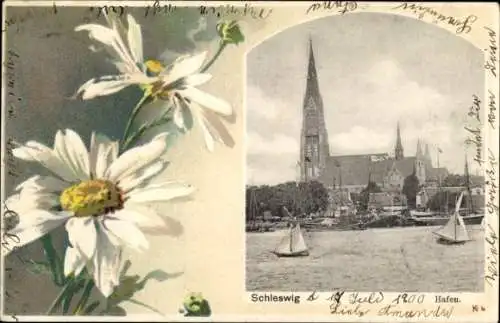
[416,139,423,159]
[304,36,320,106]
[464,153,470,185]
[395,122,404,160]
[300,36,330,182]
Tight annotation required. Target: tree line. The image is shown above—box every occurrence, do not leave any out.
[246,181,329,220]
[246,174,482,221]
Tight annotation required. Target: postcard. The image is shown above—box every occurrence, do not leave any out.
[1,1,498,322]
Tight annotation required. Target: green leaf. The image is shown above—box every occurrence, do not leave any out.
[40,234,64,286]
[26,261,52,275]
[108,275,141,306]
[62,279,77,314]
[83,301,101,315]
[216,20,244,45]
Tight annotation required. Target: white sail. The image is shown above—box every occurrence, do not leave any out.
[275,228,293,254]
[274,224,308,255]
[481,217,486,229]
[290,224,308,253]
[433,192,470,242]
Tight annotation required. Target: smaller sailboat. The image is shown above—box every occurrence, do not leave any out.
[481,216,486,230]
[432,191,471,245]
[272,222,309,257]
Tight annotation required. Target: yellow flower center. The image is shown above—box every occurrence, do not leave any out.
[142,59,171,100]
[60,179,124,217]
[145,59,165,75]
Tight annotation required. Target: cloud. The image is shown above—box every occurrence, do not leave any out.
[247,131,299,156]
[329,126,392,154]
[247,84,281,121]
[247,165,296,186]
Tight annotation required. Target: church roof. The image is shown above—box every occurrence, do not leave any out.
[426,167,449,182]
[323,154,417,186]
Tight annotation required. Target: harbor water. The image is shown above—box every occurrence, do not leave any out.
[246,225,484,292]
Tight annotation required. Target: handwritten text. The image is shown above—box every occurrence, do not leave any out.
[484,27,498,78]
[306,1,358,15]
[393,3,477,34]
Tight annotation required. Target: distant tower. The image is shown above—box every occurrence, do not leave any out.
[464,154,470,185]
[415,139,426,183]
[300,37,330,182]
[416,139,423,160]
[394,122,404,160]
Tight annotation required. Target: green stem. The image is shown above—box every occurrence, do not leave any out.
[46,278,74,315]
[127,298,164,316]
[200,41,228,73]
[73,279,95,315]
[40,234,64,286]
[120,93,151,151]
[121,110,172,152]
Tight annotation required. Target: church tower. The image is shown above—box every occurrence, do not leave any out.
[415,139,426,184]
[300,38,330,182]
[416,139,423,160]
[394,122,404,160]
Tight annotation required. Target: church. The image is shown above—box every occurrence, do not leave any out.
[299,40,449,195]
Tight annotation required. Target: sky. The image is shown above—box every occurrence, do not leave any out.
[246,13,484,186]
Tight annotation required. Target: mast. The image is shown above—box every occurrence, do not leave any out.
[437,146,442,214]
[464,154,474,214]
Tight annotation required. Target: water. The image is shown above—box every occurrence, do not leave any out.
[246,225,484,292]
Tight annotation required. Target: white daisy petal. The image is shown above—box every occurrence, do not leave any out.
[75,24,117,47]
[197,113,215,152]
[127,14,143,64]
[92,225,122,297]
[13,141,78,182]
[201,110,235,147]
[64,246,86,277]
[66,217,97,260]
[4,210,71,256]
[180,87,232,116]
[64,129,91,179]
[103,218,149,251]
[90,132,118,179]
[127,181,195,203]
[172,96,194,131]
[15,175,67,193]
[107,208,165,229]
[106,133,169,182]
[161,51,207,84]
[77,78,132,100]
[118,160,168,192]
[14,190,59,212]
[173,98,186,130]
[54,130,87,181]
[183,73,212,87]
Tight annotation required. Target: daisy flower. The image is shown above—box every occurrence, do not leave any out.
[4,129,194,297]
[75,14,234,151]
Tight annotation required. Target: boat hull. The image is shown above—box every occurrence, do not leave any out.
[272,250,309,257]
[432,231,469,245]
[412,214,484,227]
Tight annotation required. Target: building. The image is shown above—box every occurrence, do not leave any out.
[299,39,449,195]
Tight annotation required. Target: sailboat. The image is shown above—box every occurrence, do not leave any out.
[272,162,309,257]
[272,221,309,257]
[432,191,471,245]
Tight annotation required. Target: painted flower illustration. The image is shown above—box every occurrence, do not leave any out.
[75,13,234,152]
[181,292,211,317]
[5,129,194,297]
